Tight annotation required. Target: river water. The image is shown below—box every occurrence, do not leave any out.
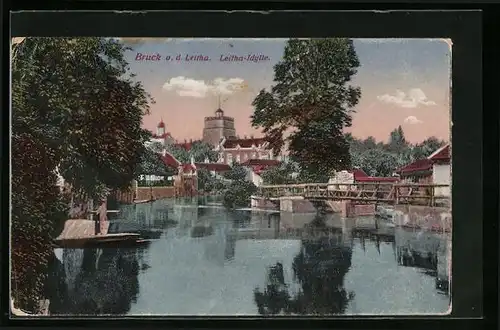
[45,197,451,316]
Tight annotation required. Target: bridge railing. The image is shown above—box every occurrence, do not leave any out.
[257,182,450,207]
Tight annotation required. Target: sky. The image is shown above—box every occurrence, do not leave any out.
[122,38,451,144]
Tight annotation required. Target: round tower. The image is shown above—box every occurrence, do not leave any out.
[202,108,236,146]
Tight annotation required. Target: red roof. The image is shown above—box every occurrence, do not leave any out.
[252,165,269,175]
[195,163,231,172]
[356,176,400,182]
[223,138,266,149]
[396,144,450,175]
[241,159,280,166]
[428,144,450,162]
[182,163,196,172]
[349,169,399,182]
[350,169,368,179]
[397,158,433,175]
[159,152,181,168]
[157,120,165,128]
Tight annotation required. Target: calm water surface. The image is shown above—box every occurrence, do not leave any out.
[46,197,451,316]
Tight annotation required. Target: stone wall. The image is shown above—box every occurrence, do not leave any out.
[136,186,176,201]
[251,197,279,210]
[279,199,317,213]
[351,204,377,217]
[394,205,451,233]
[325,201,376,217]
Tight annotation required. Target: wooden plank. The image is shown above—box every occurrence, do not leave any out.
[54,236,147,249]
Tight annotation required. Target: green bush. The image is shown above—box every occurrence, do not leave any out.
[223,180,258,209]
[11,134,68,311]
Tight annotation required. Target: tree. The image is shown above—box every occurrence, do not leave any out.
[197,168,223,192]
[147,141,165,153]
[12,37,153,199]
[223,164,248,181]
[165,144,190,164]
[11,134,68,312]
[189,140,219,163]
[11,37,153,311]
[254,218,355,315]
[386,126,408,153]
[346,127,447,176]
[137,148,176,177]
[351,148,399,177]
[260,162,299,185]
[222,180,258,209]
[164,140,218,165]
[251,38,361,178]
[411,137,446,160]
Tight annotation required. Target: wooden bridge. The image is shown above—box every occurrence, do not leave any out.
[257,182,450,207]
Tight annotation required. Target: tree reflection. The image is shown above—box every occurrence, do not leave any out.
[254,217,354,315]
[47,248,140,315]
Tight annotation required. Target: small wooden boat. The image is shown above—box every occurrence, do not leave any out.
[54,233,144,248]
[134,199,154,204]
[107,221,163,240]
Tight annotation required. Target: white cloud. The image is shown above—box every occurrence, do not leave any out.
[377,88,437,108]
[404,116,423,125]
[162,76,246,98]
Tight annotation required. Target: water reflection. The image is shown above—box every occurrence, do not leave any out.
[45,198,451,316]
[254,219,354,315]
[49,248,142,315]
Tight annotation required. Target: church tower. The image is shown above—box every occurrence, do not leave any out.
[202,108,236,146]
[157,119,166,136]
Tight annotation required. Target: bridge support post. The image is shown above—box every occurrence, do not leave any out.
[394,205,451,232]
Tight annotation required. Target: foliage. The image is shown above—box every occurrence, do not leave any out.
[137,148,175,177]
[11,133,69,311]
[251,38,361,176]
[11,37,152,311]
[222,180,258,209]
[261,162,299,185]
[189,140,219,163]
[12,37,154,199]
[347,128,447,177]
[166,144,190,164]
[147,141,165,153]
[260,160,329,185]
[223,164,248,181]
[254,217,355,315]
[197,168,224,192]
[47,248,140,314]
[350,148,399,177]
[221,163,256,208]
[386,125,408,153]
[165,140,219,164]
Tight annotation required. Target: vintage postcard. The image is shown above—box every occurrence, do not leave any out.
[10,37,452,316]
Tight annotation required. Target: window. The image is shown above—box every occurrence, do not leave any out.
[236,154,241,163]
[243,153,249,161]
[252,152,257,159]
[226,153,233,164]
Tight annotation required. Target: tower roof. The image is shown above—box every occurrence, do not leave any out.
[215,108,224,115]
[157,119,165,128]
